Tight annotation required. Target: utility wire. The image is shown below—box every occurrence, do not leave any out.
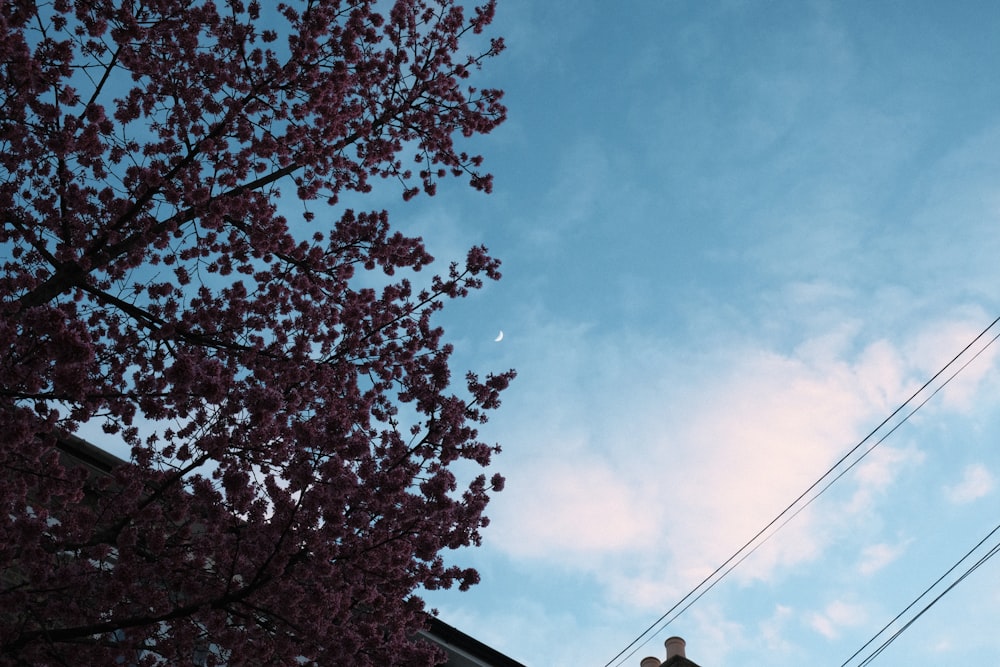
[642,334,997,660]
[858,542,1000,666]
[604,315,1000,667]
[843,521,1000,667]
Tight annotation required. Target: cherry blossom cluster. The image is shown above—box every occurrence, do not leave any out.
[0,1,512,664]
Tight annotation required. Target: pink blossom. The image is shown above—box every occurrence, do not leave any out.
[0,1,512,664]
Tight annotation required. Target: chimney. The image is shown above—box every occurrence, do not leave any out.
[639,636,694,666]
[665,637,686,659]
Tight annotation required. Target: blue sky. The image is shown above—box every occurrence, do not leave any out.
[404,2,1000,666]
[66,2,1000,665]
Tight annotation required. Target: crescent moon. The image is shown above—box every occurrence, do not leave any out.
[494,330,504,342]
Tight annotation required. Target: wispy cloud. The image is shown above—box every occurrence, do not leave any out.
[479,292,1000,667]
[807,599,869,640]
[943,463,995,504]
[490,455,656,559]
[843,445,926,515]
[490,315,954,571]
[904,317,1000,413]
[759,605,796,653]
[857,539,912,576]
[436,6,1000,664]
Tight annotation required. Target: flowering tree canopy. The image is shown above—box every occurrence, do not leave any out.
[0,1,512,664]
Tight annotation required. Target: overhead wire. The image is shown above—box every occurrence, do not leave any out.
[604,314,1000,667]
[629,349,985,662]
[843,521,1000,667]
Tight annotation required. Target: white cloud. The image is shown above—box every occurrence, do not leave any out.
[488,323,919,583]
[857,539,911,576]
[943,463,995,505]
[760,605,795,653]
[904,314,1000,413]
[687,603,746,665]
[929,637,953,654]
[481,299,1000,664]
[844,445,925,515]
[488,455,657,559]
[645,341,912,583]
[852,445,922,489]
[807,599,868,640]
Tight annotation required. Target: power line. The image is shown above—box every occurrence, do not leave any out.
[842,521,1000,667]
[604,315,1000,667]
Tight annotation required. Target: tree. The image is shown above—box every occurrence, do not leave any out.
[0,1,513,664]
